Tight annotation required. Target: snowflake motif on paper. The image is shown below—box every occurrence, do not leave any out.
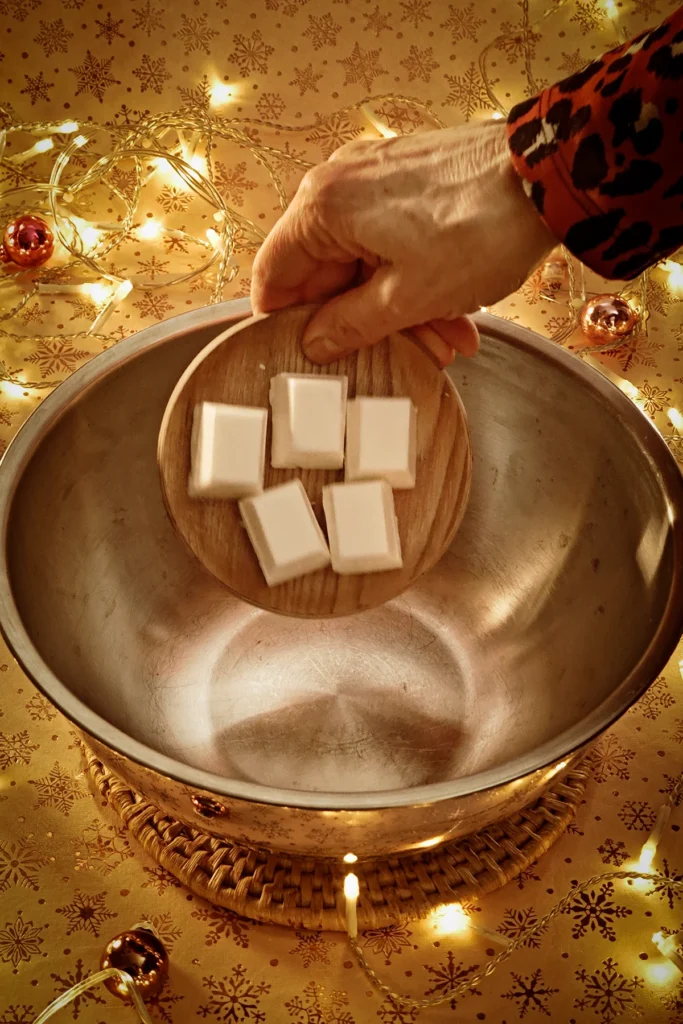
[62,0,86,8]
[95,12,124,45]
[496,20,542,65]
[215,162,258,207]
[285,980,354,1022]
[73,818,133,875]
[265,0,309,15]
[290,64,324,96]
[0,731,39,770]
[146,987,185,1024]
[157,185,192,213]
[660,981,683,1020]
[647,277,675,315]
[20,303,48,325]
[564,880,631,941]
[515,864,541,890]
[598,838,629,866]
[24,339,89,378]
[571,0,605,34]
[400,0,431,28]
[24,692,57,721]
[137,255,169,280]
[141,864,183,894]
[629,676,676,720]
[558,49,588,75]
[0,1007,36,1024]
[177,75,211,115]
[305,112,363,157]
[289,930,335,968]
[51,958,105,1018]
[19,71,54,105]
[229,30,275,76]
[303,13,342,49]
[631,0,660,14]
[498,907,547,949]
[373,100,423,134]
[362,925,412,967]
[256,92,285,120]
[132,0,163,37]
[0,914,45,972]
[147,913,183,951]
[672,719,683,744]
[69,51,119,103]
[660,774,683,806]
[33,18,73,56]
[443,63,489,121]
[0,837,47,892]
[56,890,117,937]
[29,762,87,816]
[133,293,173,321]
[198,964,271,1022]
[191,904,254,949]
[65,298,100,322]
[640,382,671,417]
[0,0,41,22]
[174,13,219,56]
[502,969,559,1018]
[400,45,439,84]
[603,331,665,372]
[589,733,636,783]
[338,42,388,92]
[575,957,644,1022]
[363,4,392,35]
[376,999,420,1023]
[133,54,171,94]
[647,858,683,910]
[423,951,481,1009]
[440,2,483,42]
[619,798,657,831]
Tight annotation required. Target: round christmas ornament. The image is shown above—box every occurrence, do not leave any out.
[579,293,639,346]
[2,214,54,268]
[100,928,169,1000]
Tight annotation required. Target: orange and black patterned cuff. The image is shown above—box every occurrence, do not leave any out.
[506,6,683,280]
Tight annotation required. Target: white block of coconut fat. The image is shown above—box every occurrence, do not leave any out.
[322,479,403,575]
[345,396,416,489]
[189,401,267,499]
[270,373,347,469]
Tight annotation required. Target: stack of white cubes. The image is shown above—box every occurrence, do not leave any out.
[189,373,416,587]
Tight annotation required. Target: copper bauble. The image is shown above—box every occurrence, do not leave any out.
[100,928,169,1000]
[579,294,639,346]
[3,215,54,268]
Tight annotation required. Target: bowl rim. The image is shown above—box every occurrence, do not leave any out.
[1,301,682,811]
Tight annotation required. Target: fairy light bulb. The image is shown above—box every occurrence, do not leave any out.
[2,381,26,399]
[138,220,162,241]
[210,82,233,106]
[668,408,683,431]
[430,903,471,935]
[663,259,683,291]
[57,120,79,133]
[491,111,505,120]
[34,137,54,154]
[604,0,618,18]
[82,282,110,305]
[342,852,358,864]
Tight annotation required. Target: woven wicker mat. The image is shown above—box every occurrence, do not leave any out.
[87,751,588,932]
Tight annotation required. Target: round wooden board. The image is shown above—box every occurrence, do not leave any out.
[158,304,472,618]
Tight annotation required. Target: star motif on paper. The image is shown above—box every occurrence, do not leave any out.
[191,903,254,949]
[29,761,88,815]
[574,957,644,1022]
[588,733,636,783]
[198,964,271,1021]
[498,906,547,949]
[362,924,412,966]
[229,30,275,76]
[423,951,481,1009]
[629,676,676,720]
[19,71,54,105]
[440,2,483,42]
[24,339,90,378]
[646,858,683,910]
[597,838,629,867]
[639,381,671,417]
[400,0,431,29]
[33,18,73,56]
[305,112,363,157]
[400,45,439,83]
[24,692,57,721]
[131,0,163,36]
[290,64,324,96]
[563,880,631,941]
[443,63,489,121]
[174,13,219,56]
[289,930,335,967]
[133,293,173,321]
[95,12,124,45]
[303,13,341,49]
[0,730,39,770]
[72,818,133,875]
[618,799,656,831]
[132,54,171,94]
[215,161,258,207]
[502,969,559,1018]
[337,42,388,92]
[0,913,45,973]
[0,837,47,892]
[285,980,355,1023]
[51,959,106,1016]
[363,4,392,35]
[69,51,119,103]
[56,890,117,937]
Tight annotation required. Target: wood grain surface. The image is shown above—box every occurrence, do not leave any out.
[158,304,472,617]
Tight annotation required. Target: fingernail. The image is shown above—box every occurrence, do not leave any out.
[303,335,345,364]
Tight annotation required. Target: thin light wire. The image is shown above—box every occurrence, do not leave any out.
[32,967,155,1024]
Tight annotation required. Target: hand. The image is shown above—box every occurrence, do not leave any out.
[251,121,556,366]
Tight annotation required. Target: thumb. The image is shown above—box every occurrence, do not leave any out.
[302,266,414,364]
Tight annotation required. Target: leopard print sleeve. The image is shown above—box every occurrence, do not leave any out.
[506,6,683,281]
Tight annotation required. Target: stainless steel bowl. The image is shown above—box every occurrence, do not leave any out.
[1,302,681,858]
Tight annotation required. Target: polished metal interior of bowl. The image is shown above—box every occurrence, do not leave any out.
[1,303,681,856]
